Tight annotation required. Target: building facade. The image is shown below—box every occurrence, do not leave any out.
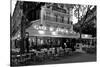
[25,3,80,48]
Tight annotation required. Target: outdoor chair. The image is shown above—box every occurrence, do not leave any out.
[13,53,33,65]
[35,51,45,63]
[46,49,52,59]
[67,48,73,56]
[11,54,20,65]
[11,54,26,65]
[41,48,48,61]
[64,48,70,54]
[44,48,53,60]
[58,48,64,57]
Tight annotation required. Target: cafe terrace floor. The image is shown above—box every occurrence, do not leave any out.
[13,52,96,66]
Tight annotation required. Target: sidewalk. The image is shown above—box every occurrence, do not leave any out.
[11,52,96,66]
[43,53,96,65]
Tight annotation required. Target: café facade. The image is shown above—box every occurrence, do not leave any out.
[25,5,80,49]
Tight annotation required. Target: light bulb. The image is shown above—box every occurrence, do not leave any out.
[38,30,45,34]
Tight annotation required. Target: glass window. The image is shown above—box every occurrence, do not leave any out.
[40,39,44,44]
[31,37,36,46]
[54,14,58,22]
[61,16,64,23]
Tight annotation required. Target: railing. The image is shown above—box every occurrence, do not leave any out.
[42,6,72,25]
[44,15,71,24]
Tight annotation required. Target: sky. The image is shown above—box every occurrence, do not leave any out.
[72,8,78,24]
[11,0,17,16]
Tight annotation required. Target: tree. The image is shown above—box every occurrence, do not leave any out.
[73,5,96,37]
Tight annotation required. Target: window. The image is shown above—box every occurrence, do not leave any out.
[36,9,40,19]
[46,11,51,21]
[54,14,58,22]
[61,16,64,23]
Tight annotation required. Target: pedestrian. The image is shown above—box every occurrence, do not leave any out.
[20,38,25,54]
[24,32,30,53]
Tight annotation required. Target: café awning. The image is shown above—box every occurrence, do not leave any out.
[26,29,80,38]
